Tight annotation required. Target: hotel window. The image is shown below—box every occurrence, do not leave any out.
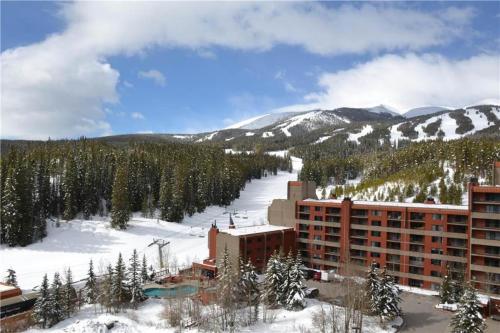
[431,271,442,278]
[314,216,323,221]
[314,235,321,241]
[431,259,441,266]
[432,214,443,220]
[431,225,443,231]
[431,248,443,255]
[372,221,382,227]
[314,225,322,231]
[371,252,381,258]
[431,236,442,243]
[315,245,322,250]
[315,206,322,212]
[371,231,381,237]
[371,241,381,248]
[372,210,382,216]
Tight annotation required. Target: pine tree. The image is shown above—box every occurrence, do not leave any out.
[32,274,51,328]
[377,268,401,322]
[111,164,130,229]
[49,272,64,327]
[280,251,294,306]
[112,253,129,312]
[366,262,380,314]
[62,268,77,318]
[261,251,283,309]
[450,283,486,333]
[217,247,237,330]
[440,269,454,304]
[62,158,78,220]
[238,257,259,324]
[84,260,97,305]
[285,253,305,310]
[141,254,149,283]
[100,264,114,313]
[4,268,18,287]
[128,249,145,309]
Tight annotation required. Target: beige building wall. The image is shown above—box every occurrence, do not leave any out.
[215,232,241,273]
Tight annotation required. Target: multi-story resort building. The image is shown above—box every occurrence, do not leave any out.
[193,218,295,277]
[268,162,500,296]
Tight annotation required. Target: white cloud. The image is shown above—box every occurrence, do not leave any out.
[1,2,477,138]
[138,70,166,87]
[123,80,134,88]
[276,53,500,113]
[131,112,145,120]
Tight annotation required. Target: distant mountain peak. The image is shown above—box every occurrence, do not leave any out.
[403,106,450,118]
[364,104,400,116]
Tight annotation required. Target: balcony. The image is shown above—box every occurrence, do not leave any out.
[351,231,368,238]
[387,243,401,250]
[298,206,310,213]
[409,267,424,275]
[326,207,341,215]
[448,215,468,225]
[409,235,425,244]
[410,222,425,230]
[388,220,401,228]
[409,258,425,267]
[387,233,401,241]
[409,244,424,252]
[410,213,425,221]
[387,255,400,263]
[351,218,368,226]
[351,209,368,217]
[388,212,402,220]
[447,239,467,248]
[386,263,401,272]
[298,213,310,220]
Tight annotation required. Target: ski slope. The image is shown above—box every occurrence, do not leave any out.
[0,155,302,290]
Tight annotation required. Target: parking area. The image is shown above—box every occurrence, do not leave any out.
[307,280,500,333]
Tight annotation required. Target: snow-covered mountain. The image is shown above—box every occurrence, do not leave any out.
[403,106,450,118]
[225,111,299,130]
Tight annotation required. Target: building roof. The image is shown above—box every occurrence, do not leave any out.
[303,198,468,211]
[220,224,293,236]
[0,284,17,292]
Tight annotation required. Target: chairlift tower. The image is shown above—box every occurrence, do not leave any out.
[148,238,170,269]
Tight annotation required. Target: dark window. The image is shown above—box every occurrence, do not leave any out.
[371,241,381,248]
[315,206,322,212]
[371,252,381,258]
[432,225,443,231]
[371,231,381,237]
[431,236,442,243]
[372,210,382,216]
[314,225,322,231]
[372,221,381,227]
[314,216,323,221]
[431,259,441,266]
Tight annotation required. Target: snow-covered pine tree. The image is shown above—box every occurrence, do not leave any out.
[377,268,401,322]
[84,260,97,305]
[141,254,149,283]
[280,250,294,306]
[285,253,305,310]
[238,257,260,324]
[217,246,237,331]
[62,268,77,318]
[450,283,486,333]
[111,164,130,229]
[32,274,51,328]
[4,268,18,287]
[440,269,454,304]
[112,253,129,312]
[128,249,145,309]
[365,262,380,314]
[48,272,64,327]
[261,251,283,309]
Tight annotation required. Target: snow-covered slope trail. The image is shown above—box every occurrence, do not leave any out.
[0,154,302,290]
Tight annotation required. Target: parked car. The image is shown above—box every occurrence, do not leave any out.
[301,286,319,298]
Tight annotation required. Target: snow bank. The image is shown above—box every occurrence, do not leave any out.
[435,303,458,312]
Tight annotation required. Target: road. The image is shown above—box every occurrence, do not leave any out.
[307,279,500,333]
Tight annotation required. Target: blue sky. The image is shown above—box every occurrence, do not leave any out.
[1,1,499,139]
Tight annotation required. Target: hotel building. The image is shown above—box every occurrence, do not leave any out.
[268,162,500,296]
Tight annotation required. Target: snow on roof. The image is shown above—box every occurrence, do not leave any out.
[0,283,17,292]
[221,224,292,236]
[303,198,468,211]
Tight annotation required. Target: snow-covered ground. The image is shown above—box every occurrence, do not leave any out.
[1,155,302,290]
[26,299,397,333]
[347,125,373,144]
